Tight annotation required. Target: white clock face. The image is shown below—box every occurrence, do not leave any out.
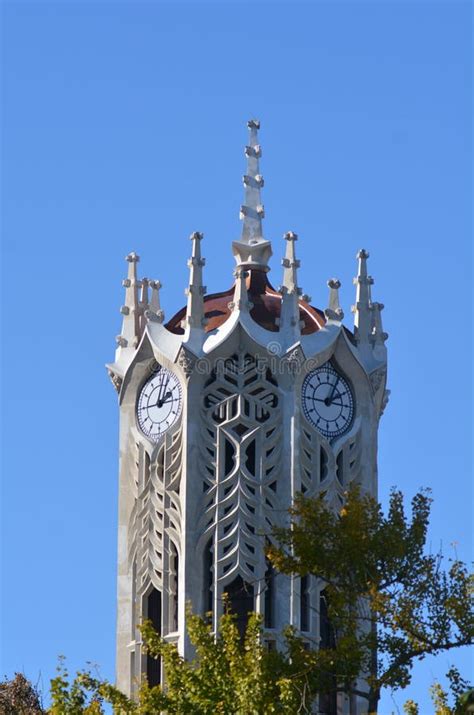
[302,363,354,440]
[137,367,182,442]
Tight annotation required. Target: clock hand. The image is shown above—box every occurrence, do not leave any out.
[156,376,171,408]
[313,397,343,406]
[326,378,339,405]
[160,391,173,404]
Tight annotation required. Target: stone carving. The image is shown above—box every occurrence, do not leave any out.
[176,347,195,377]
[107,368,123,393]
[369,366,387,394]
[380,389,391,416]
[199,353,282,594]
[285,345,305,375]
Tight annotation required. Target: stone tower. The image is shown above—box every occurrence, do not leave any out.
[107,120,389,709]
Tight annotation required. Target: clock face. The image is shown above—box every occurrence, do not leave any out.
[302,363,354,440]
[137,367,182,442]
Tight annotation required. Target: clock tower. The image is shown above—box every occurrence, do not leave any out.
[107,120,389,711]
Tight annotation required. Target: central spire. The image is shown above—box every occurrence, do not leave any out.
[232,119,273,271]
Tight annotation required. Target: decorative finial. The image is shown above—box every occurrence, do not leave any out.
[139,277,149,333]
[325,278,344,321]
[281,231,301,296]
[184,231,207,330]
[278,231,305,335]
[116,252,141,351]
[370,302,388,346]
[232,120,273,271]
[147,280,164,323]
[229,267,253,313]
[351,248,373,346]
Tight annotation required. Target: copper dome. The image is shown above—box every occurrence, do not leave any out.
[165,268,326,335]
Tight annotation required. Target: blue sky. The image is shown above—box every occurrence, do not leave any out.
[1,1,472,711]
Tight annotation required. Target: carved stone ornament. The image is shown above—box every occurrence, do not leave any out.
[144,308,164,324]
[380,388,391,416]
[369,366,387,394]
[176,347,195,378]
[285,345,305,375]
[107,368,123,393]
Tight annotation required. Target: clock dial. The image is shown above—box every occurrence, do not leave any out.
[137,367,182,442]
[302,363,354,440]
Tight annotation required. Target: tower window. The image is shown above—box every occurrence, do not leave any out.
[146,588,161,687]
[224,576,254,640]
[144,452,150,487]
[300,575,310,632]
[203,538,213,615]
[336,451,343,484]
[264,560,275,628]
[245,440,256,476]
[320,447,328,482]
[224,438,235,476]
[169,542,179,632]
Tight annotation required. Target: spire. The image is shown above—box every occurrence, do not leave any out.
[232,119,273,271]
[352,249,373,346]
[139,277,149,334]
[325,278,344,322]
[147,280,164,323]
[278,231,309,335]
[229,267,253,313]
[116,252,141,350]
[281,231,300,295]
[184,231,207,329]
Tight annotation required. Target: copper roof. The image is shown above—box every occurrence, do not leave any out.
[165,269,326,335]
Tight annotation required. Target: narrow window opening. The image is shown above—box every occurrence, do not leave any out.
[264,560,275,628]
[169,542,179,632]
[265,368,278,386]
[224,576,254,640]
[203,538,213,615]
[320,447,328,482]
[300,575,310,632]
[146,589,161,687]
[336,451,343,484]
[245,440,256,475]
[224,439,235,476]
[144,452,150,487]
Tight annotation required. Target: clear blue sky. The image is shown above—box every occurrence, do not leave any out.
[1,1,472,711]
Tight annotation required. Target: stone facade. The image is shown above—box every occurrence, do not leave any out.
[107,120,388,712]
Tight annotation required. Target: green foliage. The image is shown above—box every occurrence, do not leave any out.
[4,488,472,714]
[46,609,320,714]
[268,486,474,710]
[403,667,473,715]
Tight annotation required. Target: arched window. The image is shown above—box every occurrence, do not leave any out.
[224,576,254,640]
[146,588,161,687]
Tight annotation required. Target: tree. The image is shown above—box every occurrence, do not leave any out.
[267,486,474,713]
[403,666,473,714]
[0,672,45,714]
[47,609,319,714]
